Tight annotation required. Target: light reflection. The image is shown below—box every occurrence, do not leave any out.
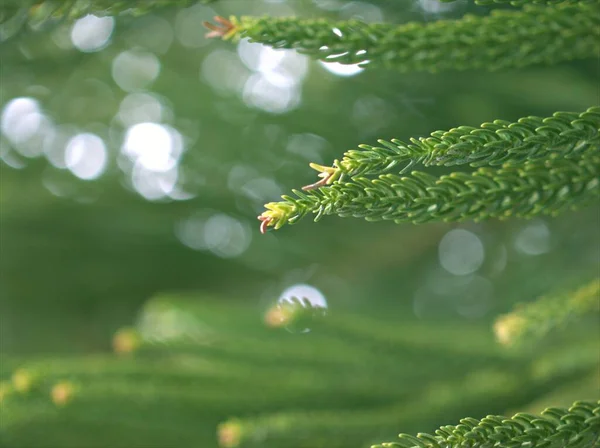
[70,15,114,53]
[1,97,43,145]
[122,122,182,172]
[237,39,308,114]
[514,220,551,255]
[266,284,329,334]
[438,228,485,276]
[319,61,364,77]
[112,50,161,92]
[65,133,107,180]
[242,73,300,114]
[279,284,328,309]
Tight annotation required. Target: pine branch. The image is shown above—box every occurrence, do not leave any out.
[216,370,524,448]
[258,144,600,232]
[494,278,600,346]
[205,3,600,72]
[373,400,600,448]
[299,107,600,187]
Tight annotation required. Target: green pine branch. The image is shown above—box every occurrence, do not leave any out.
[299,107,600,185]
[258,114,600,232]
[205,3,600,72]
[494,278,600,346]
[373,400,600,448]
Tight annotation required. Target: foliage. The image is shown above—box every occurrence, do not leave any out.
[300,107,600,179]
[258,110,600,232]
[495,278,600,346]
[375,400,600,448]
[0,0,598,447]
[1,295,598,448]
[206,3,600,72]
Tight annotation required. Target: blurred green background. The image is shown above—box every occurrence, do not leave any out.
[0,1,599,447]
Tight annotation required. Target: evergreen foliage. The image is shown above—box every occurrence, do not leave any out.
[494,278,600,346]
[301,107,600,180]
[374,400,600,448]
[2,295,598,447]
[258,113,600,232]
[1,0,598,447]
[205,3,600,72]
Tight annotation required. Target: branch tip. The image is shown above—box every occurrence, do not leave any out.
[203,16,237,39]
[258,215,272,234]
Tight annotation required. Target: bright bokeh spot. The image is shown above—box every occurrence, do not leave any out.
[514,220,551,255]
[122,122,182,172]
[438,229,485,276]
[71,15,114,52]
[1,97,43,145]
[278,284,328,309]
[319,61,364,77]
[237,40,308,113]
[65,133,107,180]
[271,284,329,333]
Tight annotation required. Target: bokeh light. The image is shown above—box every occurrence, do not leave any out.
[70,15,115,53]
[438,228,485,276]
[65,133,107,180]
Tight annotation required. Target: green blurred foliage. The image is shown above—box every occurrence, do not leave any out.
[0,0,598,447]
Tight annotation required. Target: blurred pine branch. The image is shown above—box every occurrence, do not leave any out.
[2,295,598,447]
[494,278,600,346]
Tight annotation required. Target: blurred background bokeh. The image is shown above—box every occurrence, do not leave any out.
[0,1,599,447]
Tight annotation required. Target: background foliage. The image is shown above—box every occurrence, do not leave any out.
[0,0,598,447]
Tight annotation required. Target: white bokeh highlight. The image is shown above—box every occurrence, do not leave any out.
[1,97,43,145]
[319,61,364,77]
[438,229,485,276]
[65,133,107,180]
[71,15,114,52]
[515,220,551,255]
